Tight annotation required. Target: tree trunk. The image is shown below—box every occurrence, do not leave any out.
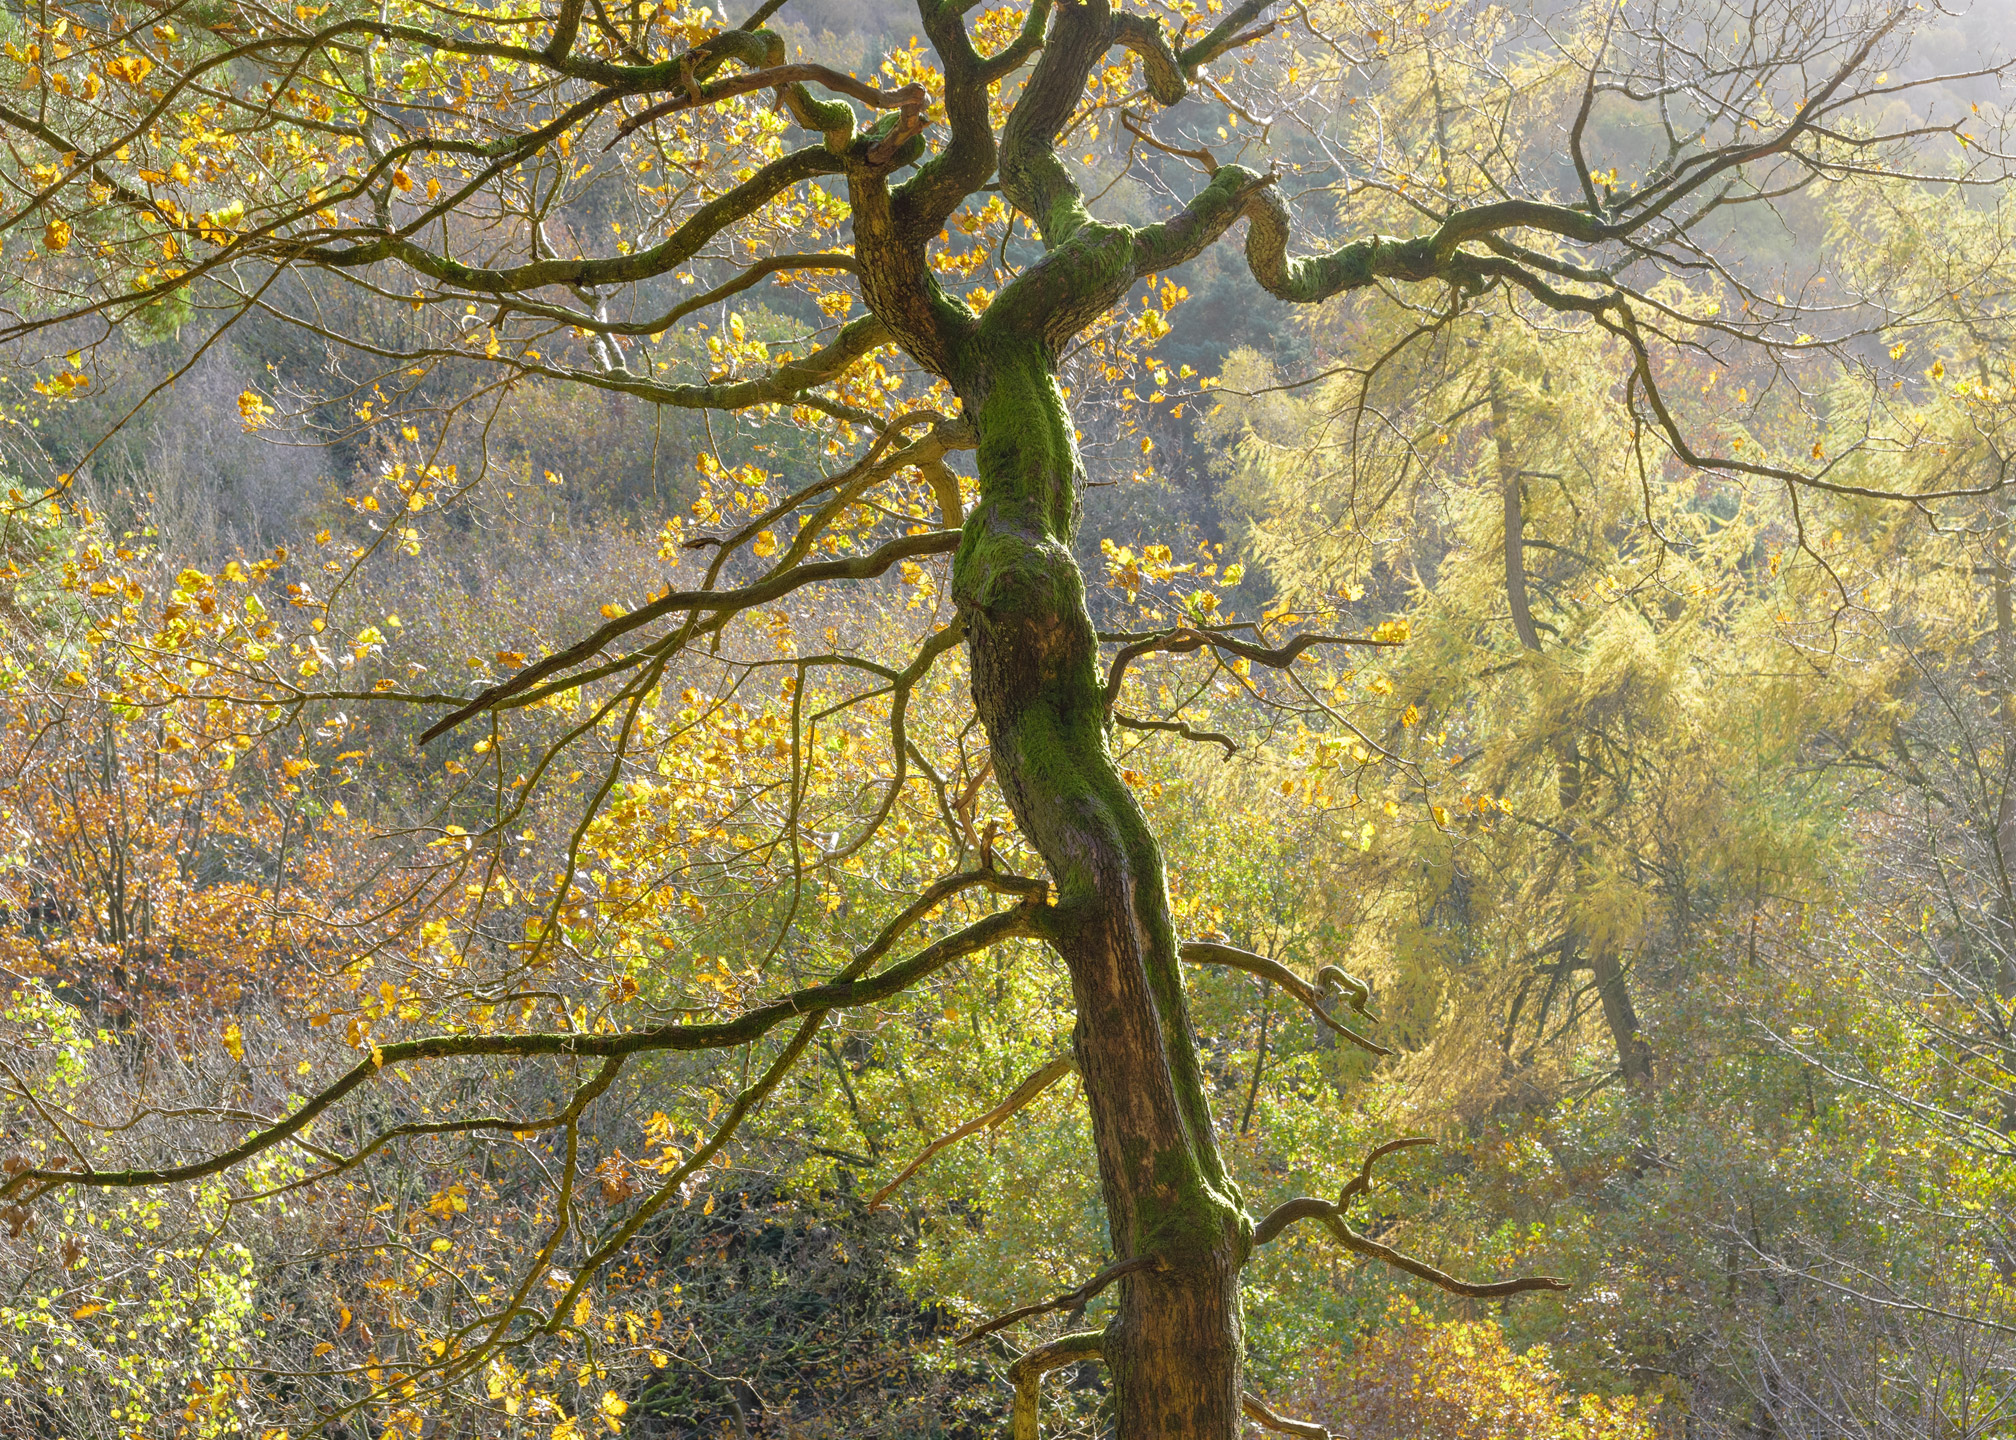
[952,332,1249,1437]
[1490,384,1544,655]
[1589,943,1654,1086]
[1987,513,2016,996]
[1557,740,1654,1086]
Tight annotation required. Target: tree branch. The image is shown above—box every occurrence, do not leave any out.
[1242,1394,1331,1440]
[1008,1333,1104,1440]
[417,522,955,742]
[1180,941,1390,1055]
[1252,1134,1569,1298]
[614,64,926,144]
[1113,712,1237,757]
[312,144,845,291]
[1102,625,1400,711]
[961,1256,1161,1345]
[3,895,1041,1202]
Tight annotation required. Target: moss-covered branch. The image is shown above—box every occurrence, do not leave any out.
[2,887,1042,1201]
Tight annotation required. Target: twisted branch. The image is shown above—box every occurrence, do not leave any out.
[1253,1134,1568,1298]
[418,524,956,742]
[1180,942,1390,1056]
[3,882,1042,1202]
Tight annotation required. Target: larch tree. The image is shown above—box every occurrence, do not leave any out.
[0,0,2009,1435]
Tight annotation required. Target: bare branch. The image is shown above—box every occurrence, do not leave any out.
[1008,1332,1104,1440]
[4,895,1041,1202]
[613,65,927,144]
[1253,1145,1570,1299]
[1242,1394,1331,1440]
[1114,711,1238,757]
[867,1054,1075,1210]
[417,525,958,742]
[959,1255,1164,1346]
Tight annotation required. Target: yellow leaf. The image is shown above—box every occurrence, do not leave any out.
[313,1341,334,1356]
[42,218,71,252]
[751,530,778,558]
[71,1302,104,1319]
[222,1019,245,1061]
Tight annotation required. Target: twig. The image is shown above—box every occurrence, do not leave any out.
[867,1055,1075,1209]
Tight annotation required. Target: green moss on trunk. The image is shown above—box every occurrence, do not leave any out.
[951,321,1249,1439]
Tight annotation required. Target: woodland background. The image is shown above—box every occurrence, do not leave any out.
[3,0,2016,1435]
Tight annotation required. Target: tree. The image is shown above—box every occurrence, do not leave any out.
[1272,1297,1656,1440]
[0,0,2007,1434]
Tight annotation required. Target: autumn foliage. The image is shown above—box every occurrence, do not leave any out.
[1277,1302,1656,1440]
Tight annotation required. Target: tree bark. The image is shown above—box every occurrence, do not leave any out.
[952,330,1249,1438]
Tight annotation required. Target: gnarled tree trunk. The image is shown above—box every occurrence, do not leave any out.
[953,331,1250,1437]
